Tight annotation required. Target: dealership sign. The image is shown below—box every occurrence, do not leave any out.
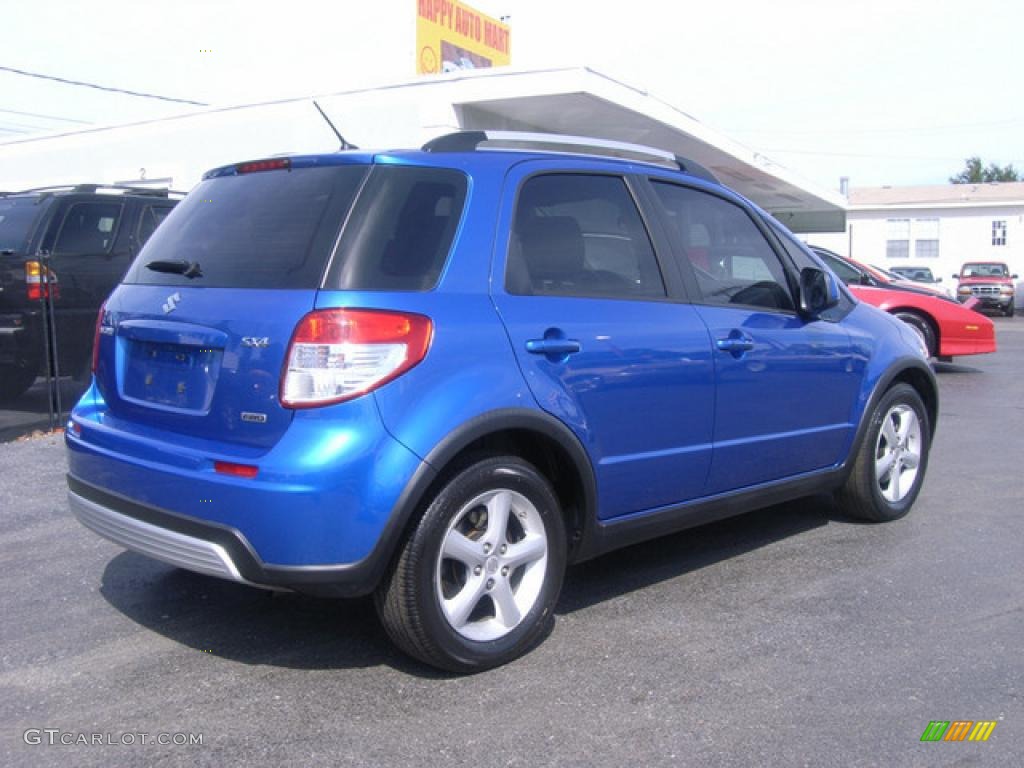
[416,0,510,75]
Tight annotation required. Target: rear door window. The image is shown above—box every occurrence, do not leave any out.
[53,202,124,255]
[506,173,665,299]
[325,166,467,291]
[125,165,367,289]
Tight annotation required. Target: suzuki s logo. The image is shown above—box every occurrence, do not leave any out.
[162,292,181,314]
[242,337,270,348]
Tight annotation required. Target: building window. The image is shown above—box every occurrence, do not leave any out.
[886,218,910,258]
[914,218,939,259]
[992,220,1007,246]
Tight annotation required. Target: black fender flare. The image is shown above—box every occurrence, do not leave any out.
[355,408,599,588]
[840,357,938,481]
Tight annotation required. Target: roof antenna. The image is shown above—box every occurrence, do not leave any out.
[312,100,358,150]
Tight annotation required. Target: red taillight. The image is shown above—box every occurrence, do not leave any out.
[280,309,433,408]
[91,302,107,374]
[237,158,291,174]
[214,461,259,479]
[25,260,59,301]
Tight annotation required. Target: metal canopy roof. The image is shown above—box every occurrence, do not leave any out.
[0,66,845,232]
[440,69,846,233]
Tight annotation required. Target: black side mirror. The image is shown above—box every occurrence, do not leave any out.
[1012,273,1019,280]
[800,267,840,317]
[952,274,959,280]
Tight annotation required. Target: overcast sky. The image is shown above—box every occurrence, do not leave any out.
[2,0,1021,192]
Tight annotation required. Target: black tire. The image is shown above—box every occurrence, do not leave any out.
[893,311,936,358]
[1006,302,1015,318]
[0,363,39,402]
[375,455,567,673]
[836,383,930,522]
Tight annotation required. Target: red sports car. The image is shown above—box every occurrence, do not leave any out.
[811,247,996,360]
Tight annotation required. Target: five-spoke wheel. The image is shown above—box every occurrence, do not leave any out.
[837,383,931,522]
[436,489,549,641]
[874,403,923,503]
[376,456,566,672]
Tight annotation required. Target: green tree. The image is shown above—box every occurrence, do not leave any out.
[950,156,1019,183]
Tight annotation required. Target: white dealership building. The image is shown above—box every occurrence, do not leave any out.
[810,182,1024,299]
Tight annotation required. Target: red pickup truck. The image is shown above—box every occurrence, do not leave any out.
[954,262,1018,317]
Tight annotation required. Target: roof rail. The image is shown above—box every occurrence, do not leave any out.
[422,130,719,184]
[2,184,186,198]
[69,184,187,198]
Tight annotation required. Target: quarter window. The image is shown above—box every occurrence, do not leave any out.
[650,181,794,311]
[327,166,467,291]
[507,174,665,299]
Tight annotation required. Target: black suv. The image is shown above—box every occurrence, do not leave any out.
[0,185,181,401]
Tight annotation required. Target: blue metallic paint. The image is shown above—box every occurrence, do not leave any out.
[67,387,423,565]
[694,304,861,493]
[66,147,934,588]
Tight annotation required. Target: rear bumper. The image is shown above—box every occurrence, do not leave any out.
[68,479,271,588]
[66,474,416,596]
[65,383,434,595]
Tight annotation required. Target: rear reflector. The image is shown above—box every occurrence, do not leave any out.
[214,461,259,479]
[237,158,291,174]
[281,308,433,408]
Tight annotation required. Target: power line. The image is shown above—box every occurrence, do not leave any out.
[0,118,49,131]
[730,117,1023,137]
[0,107,91,124]
[0,65,208,106]
[764,148,967,161]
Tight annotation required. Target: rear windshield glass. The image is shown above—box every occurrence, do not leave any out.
[0,198,45,253]
[124,165,367,289]
[325,166,467,291]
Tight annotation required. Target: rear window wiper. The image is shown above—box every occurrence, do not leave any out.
[145,259,203,279]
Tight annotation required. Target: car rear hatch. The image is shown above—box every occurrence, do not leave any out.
[94,157,371,451]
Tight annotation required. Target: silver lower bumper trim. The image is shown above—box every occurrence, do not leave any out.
[68,490,277,589]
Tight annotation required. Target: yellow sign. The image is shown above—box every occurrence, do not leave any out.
[416,0,511,75]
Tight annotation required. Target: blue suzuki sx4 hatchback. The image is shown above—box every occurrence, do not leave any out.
[66,132,937,671]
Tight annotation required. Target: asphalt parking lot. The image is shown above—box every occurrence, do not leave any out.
[0,376,86,443]
[2,318,1022,768]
